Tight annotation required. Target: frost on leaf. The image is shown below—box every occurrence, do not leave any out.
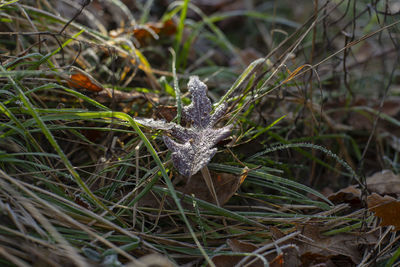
[136,76,232,177]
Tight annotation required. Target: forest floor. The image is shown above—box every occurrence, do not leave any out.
[1,0,400,266]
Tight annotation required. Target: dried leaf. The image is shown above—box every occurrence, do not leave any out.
[269,253,284,267]
[178,171,242,205]
[210,255,245,267]
[275,249,302,267]
[328,185,362,208]
[366,170,400,196]
[158,19,176,36]
[216,238,300,267]
[368,193,400,231]
[328,170,400,207]
[133,19,176,45]
[227,239,258,253]
[282,65,308,85]
[136,76,232,177]
[138,170,243,209]
[154,105,177,122]
[239,167,249,184]
[270,226,286,240]
[73,194,92,210]
[295,223,378,264]
[67,69,104,92]
[210,239,262,267]
[299,252,334,267]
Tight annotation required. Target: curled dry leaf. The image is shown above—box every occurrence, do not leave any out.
[367,192,400,231]
[67,68,104,92]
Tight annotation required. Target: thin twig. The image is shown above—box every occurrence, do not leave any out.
[59,0,91,35]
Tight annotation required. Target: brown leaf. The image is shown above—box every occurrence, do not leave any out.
[138,171,243,210]
[295,223,378,264]
[269,254,284,267]
[210,239,262,267]
[271,247,301,267]
[366,170,400,196]
[327,169,400,208]
[179,171,243,205]
[210,255,247,267]
[67,69,104,92]
[368,193,400,231]
[159,19,177,36]
[328,185,362,208]
[270,226,286,240]
[133,19,176,46]
[300,252,335,267]
[227,238,300,267]
[154,105,177,122]
[212,236,299,267]
[73,194,92,210]
[227,239,258,253]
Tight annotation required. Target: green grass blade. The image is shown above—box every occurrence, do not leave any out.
[215,58,265,109]
[174,0,190,53]
[1,65,126,226]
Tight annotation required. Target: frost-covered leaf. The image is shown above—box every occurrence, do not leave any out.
[135,117,176,131]
[163,126,231,177]
[136,76,231,177]
[183,77,212,128]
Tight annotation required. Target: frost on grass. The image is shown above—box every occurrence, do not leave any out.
[136,76,232,177]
